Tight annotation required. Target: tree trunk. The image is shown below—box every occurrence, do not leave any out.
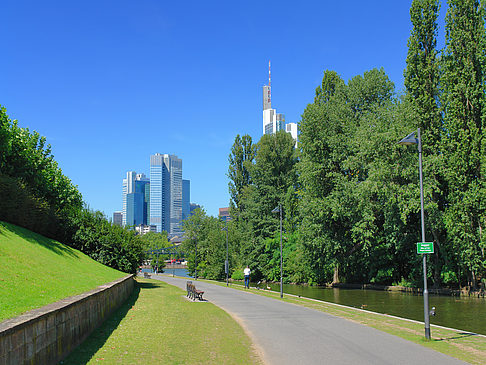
[333,264,340,284]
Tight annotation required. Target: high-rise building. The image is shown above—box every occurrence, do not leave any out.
[122,171,136,226]
[262,61,298,141]
[113,211,122,226]
[286,122,298,146]
[190,203,201,215]
[262,61,284,135]
[182,179,190,221]
[122,172,149,227]
[149,153,183,236]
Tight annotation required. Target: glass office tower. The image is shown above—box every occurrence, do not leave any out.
[150,153,183,235]
[150,154,164,233]
[123,172,149,227]
[182,179,190,221]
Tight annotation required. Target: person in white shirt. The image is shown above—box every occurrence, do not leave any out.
[244,266,251,288]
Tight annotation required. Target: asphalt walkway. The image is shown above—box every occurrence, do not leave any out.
[153,275,466,365]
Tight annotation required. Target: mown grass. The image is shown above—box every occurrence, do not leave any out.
[208,280,486,365]
[62,278,263,365]
[0,221,126,321]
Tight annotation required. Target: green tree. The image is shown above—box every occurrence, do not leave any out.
[405,0,441,150]
[237,131,298,280]
[299,69,411,285]
[181,208,230,280]
[441,0,486,288]
[228,134,256,217]
[404,0,446,287]
[141,232,170,272]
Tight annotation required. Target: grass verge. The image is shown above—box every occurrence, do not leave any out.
[204,280,486,365]
[0,221,126,321]
[62,278,263,365]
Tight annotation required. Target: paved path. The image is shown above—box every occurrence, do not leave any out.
[153,275,466,365]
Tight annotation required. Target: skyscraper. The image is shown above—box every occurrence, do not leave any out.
[182,179,190,221]
[122,171,136,227]
[262,61,298,141]
[149,153,183,235]
[113,211,122,226]
[262,61,285,136]
[122,172,149,227]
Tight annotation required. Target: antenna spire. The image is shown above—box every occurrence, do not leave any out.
[268,60,271,87]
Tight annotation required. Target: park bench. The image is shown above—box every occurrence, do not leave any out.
[144,272,151,279]
[186,281,204,301]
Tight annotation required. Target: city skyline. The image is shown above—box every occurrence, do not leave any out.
[0,1,448,219]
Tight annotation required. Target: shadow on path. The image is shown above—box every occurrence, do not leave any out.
[61,283,142,364]
[434,332,479,341]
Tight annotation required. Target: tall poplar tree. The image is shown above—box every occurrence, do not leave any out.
[227,134,256,216]
[404,0,446,285]
[404,0,441,149]
[441,0,486,287]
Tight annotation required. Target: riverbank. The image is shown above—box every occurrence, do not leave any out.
[225,277,486,298]
[331,282,486,298]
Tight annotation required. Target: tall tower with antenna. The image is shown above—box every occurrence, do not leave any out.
[263,61,271,111]
[262,61,284,135]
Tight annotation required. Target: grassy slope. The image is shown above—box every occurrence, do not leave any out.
[63,278,263,365]
[0,221,126,321]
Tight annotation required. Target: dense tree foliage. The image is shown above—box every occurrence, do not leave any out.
[228,134,256,216]
[404,0,448,286]
[441,0,486,288]
[212,0,486,288]
[139,231,170,272]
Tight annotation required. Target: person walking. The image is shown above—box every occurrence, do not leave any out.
[244,266,251,289]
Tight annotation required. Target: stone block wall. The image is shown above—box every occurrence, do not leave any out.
[0,275,134,365]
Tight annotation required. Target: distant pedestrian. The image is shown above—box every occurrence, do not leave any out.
[244,266,251,289]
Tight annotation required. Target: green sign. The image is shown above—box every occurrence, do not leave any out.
[417,242,434,254]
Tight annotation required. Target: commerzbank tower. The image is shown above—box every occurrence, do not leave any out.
[262,61,298,141]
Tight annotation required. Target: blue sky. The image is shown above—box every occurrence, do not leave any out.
[1,1,447,218]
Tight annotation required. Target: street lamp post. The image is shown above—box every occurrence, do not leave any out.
[222,224,229,286]
[194,236,198,281]
[272,204,284,298]
[399,128,431,340]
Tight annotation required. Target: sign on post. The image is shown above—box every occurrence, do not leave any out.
[417,242,434,254]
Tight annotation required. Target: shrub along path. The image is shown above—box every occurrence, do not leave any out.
[61,278,263,365]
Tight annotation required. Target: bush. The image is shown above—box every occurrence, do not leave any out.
[370,268,394,285]
[392,277,414,288]
[0,174,60,239]
[441,269,458,286]
[231,268,244,281]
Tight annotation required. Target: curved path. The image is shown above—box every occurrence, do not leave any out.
[153,275,466,365]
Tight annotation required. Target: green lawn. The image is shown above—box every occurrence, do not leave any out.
[62,278,263,365]
[0,221,126,321]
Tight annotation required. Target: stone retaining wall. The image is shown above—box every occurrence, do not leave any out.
[0,275,134,365]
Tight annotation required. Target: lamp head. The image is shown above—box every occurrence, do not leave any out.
[398,131,418,145]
